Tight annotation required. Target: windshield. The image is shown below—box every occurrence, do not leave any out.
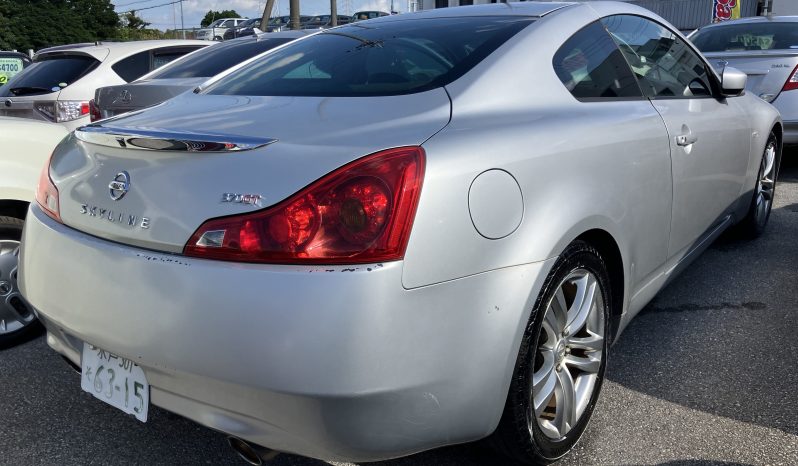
[691,22,798,52]
[206,17,533,98]
[148,38,295,79]
[208,20,224,28]
[0,53,99,96]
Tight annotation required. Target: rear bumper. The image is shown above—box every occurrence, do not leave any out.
[20,205,552,461]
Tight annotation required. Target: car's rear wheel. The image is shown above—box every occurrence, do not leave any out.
[0,215,41,349]
[492,241,610,464]
[737,131,779,239]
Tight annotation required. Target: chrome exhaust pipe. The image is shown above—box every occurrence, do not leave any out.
[227,436,279,465]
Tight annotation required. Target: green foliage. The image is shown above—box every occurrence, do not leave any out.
[121,10,150,30]
[200,10,241,27]
[0,0,119,51]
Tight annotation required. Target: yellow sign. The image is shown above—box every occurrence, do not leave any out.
[713,0,742,23]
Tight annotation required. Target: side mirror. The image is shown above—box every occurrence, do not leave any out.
[721,66,747,96]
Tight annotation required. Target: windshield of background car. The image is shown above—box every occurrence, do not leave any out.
[0,53,99,97]
[690,22,798,52]
[206,17,534,97]
[208,20,224,27]
[148,38,294,79]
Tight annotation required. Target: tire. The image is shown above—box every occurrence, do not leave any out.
[0,215,42,349]
[736,131,779,239]
[491,241,611,464]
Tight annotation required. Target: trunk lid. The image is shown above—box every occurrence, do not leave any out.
[52,90,451,253]
[94,78,204,118]
[704,50,798,100]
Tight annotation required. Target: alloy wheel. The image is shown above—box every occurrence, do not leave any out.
[529,269,605,440]
[0,240,34,335]
[755,140,777,226]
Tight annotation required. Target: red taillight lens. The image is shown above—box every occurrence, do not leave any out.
[782,64,798,92]
[35,154,61,222]
[89,99,101,122]
[184,147,425,264]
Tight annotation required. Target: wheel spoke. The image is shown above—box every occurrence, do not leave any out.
[532,350,557,417]
[563,353,601,374]
[553,367,577,436]
[548,287,568,334]
[566,331,603,352]
[567,274,596,334]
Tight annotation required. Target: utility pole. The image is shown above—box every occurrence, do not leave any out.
[331,0,338,26]
[290,0,300,30]
[180,0,185,39]
[260,0,276,31]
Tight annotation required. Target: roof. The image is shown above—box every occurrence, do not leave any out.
[371,2,576,21]
[696,15,798,30]
[34,39,210,62]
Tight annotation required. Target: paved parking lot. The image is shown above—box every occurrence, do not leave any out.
[1,155,797,466]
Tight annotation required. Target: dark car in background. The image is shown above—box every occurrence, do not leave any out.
[0,51,32,87]
[267,15,313,32]
[222,18,262,40]
[92,31,310,121]
[352,11,390,21]
[302,14,353,29]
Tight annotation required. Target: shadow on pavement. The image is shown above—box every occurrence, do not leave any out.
[604,152,798,436]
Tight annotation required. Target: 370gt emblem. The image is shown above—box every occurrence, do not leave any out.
[109,171,130,201]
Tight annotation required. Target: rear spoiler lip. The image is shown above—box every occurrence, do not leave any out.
[74,124,277,152]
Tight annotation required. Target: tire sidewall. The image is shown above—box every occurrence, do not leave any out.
[512,242,612,461]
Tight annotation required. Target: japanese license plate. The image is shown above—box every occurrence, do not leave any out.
[81,342,149,422]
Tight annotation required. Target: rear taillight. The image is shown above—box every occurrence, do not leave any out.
[782,64,798,92]
[34,100,91,122]
[184,147,425,264]
[35,152,61,222]
[89,99,102,122]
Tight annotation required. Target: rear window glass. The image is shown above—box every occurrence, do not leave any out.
[691,22,798,52]
[149,38,293,79]
[0,54,99,97]
[206,17,533,97]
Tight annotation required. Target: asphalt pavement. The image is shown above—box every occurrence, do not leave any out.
[1,155,797,466]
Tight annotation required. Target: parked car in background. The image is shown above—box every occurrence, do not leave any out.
[302,14,353,29]
[93,31,310,120]
[196,18,249,41]
[0,51,32,87]
[19,2,781,465]
[267,15,313,32]
[352,10,389,21]
[0,40,208,131]
[0,117,67,347]
[690,16,798,144]
[222,18,263,40]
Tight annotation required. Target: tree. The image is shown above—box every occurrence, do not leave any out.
[0,0,119,51]
[121,11,150,30]
[201,10,241,27]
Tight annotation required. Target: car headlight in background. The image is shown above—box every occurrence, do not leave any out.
[34,100,90,122]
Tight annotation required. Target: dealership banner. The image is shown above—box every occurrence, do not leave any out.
[713,0,742,23]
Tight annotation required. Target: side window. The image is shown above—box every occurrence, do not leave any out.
[111,50,150,82]
[602,15,713,99]
[151,46,203,70]
[553,21,641,100]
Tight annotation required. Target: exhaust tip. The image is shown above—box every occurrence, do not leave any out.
[227,436,269,465]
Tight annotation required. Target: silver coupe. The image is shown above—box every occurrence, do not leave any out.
[19,2,781,464]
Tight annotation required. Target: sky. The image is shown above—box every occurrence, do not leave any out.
[112,0,406,31]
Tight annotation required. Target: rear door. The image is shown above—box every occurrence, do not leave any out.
[604,15,752,260]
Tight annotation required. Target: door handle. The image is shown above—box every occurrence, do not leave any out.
[676,134,698,146]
